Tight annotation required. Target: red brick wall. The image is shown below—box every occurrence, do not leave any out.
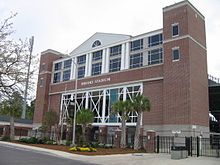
[143,80,163,125]
[50,65,163,93]
[162,3,208,127]
[33,52,62,124]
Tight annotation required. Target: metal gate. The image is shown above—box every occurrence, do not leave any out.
[156,136,220,158]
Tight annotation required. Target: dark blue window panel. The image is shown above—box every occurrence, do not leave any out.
[148,48,163,65]
[77,55,86,65]
[148,33,163,47]
[92,62,102,75]
[54,62,62,71]
[172,25,179,36]
[172,49,180,61]
[130,53,143,69]
[64,59,72,69]
[110,45,122,56]
[53,72,61,83]
[130,39,143,52]
[63,69,71,81]
[109,58,121,72]
[92,50,102,61]
[78,66,85,78]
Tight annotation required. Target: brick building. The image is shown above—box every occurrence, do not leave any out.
[33,0,209,139]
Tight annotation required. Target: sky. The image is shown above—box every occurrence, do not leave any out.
[1,0,220,80]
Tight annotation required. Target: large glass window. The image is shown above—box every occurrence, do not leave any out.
[92,62,102,75]
[148,34,163,47]
[109,58,121,72]
[78,66,85,78]
[53,72,61,83]
[63,69,71,81]
[64,59,72,69]
[130,53,143,69]
[92,50,102,61]
[110,45,122,56]
[172,47,180,61]
[130,39,143,52]
[172,23,179,37]
[54,62,62,71]
[77,55,86,65]
[148,48,163,65]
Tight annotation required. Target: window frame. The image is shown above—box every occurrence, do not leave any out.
[172,23,179,37]
[148,48,163,65]
[92,50,102,61]
[63,59,72,69]
[77,55,86,65]
[53,72,61,83]
[54,62,62,71]
[130,39,143,52]
[129,53,143,69]
[62,69,71,81]
[110,45,122,56]
[172,47,180,61]
[78,66,85,79]
[91,62,102,76]
[109,58,121,72]
[148,33,163,47]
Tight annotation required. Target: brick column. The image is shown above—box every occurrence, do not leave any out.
[99,126,107,144]
[114,128,121,148]
[145,130,156,153]
[3,126,10,137]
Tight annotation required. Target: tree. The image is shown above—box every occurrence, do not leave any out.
[0,91,23,140]
[76,108,94,144]
[131,95,150,150]
[0,14,38,111]
[42,111,59,132]
[26,99,35,120]
[112,100,132,148]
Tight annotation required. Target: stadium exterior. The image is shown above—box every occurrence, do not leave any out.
[33,0,209,140]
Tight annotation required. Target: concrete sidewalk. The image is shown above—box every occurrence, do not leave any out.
[0,141,219,165]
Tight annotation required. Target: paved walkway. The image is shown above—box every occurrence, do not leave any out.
[0,141,219,165]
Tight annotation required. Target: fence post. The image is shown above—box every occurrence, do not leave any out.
[190,136,193,156]
[197,136,200,157]
[157,135,159,153]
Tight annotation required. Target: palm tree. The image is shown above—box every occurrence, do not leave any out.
[131,95,150,150]
[76,108,94,144]
[112,100,132,148]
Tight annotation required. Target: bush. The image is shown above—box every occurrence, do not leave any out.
[46,140,53,145]
[65,140,72,146]
[69,147,97,152]
[19,137,38,144]
[1,136,11,141]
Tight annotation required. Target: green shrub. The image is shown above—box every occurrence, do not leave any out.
[19,137,38,144]
[1,136,11,141]
[65,140,72,146]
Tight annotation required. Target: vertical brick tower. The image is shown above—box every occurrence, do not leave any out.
[162,1,209,136]
[33,50,63,128]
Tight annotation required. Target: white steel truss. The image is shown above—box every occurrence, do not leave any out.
[59,83,142,126]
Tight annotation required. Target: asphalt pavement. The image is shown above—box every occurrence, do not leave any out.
[0,143,97,165]
[0,141,219,165]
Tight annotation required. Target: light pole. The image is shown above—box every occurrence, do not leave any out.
[22,36,34,119]
[72,58,78,146]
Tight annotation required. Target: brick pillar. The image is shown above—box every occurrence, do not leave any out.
[145,130,156,153]
[114,128,121,148]
[3,126,10,137]
[99,126,107,144]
